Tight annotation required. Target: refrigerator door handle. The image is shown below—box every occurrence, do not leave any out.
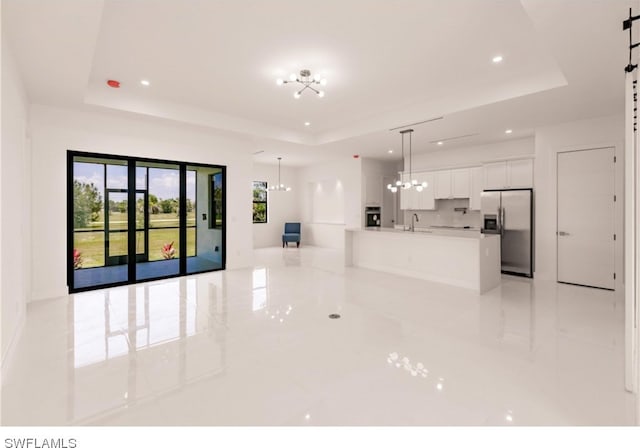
[500,206,505,235]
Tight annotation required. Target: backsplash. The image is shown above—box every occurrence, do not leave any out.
[402,198,481,228]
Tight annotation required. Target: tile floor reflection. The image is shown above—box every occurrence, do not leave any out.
[1,247,635,425]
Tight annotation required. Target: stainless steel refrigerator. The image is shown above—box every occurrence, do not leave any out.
[480,188,533,278]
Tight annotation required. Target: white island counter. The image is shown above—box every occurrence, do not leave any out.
[345,228,501,294]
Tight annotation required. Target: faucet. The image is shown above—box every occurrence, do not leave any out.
[411,213,419,232]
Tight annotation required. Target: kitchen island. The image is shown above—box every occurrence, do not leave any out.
[345,228,501,294]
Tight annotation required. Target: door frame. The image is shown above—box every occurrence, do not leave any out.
[134,189,149,263]
[552,141,627,392]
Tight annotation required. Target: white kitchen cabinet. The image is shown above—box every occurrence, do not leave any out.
[399,171,435,210]
[434,170,452,199]
[416,172,435,210]
[451,168,470,198]
[364,173,382,205]
[469,166,483,210]
[434,168,469,199]
[483,161,508,190]
[483,159,533,189]
[399,173,409,210]
[507,158,534,188]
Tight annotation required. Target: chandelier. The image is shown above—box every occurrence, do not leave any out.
[276,69,327,99]
[387,129,428,193]
[269,157,292,191]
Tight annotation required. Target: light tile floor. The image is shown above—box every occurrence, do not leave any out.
[1,247,635,425]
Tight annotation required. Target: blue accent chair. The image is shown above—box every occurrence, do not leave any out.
[282,222,301,248]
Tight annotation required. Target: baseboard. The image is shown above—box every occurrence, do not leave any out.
[1,310,25,386]
[30,286,69,302]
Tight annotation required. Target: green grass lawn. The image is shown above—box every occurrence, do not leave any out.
[75,212,197,268]
[80,211,195,230]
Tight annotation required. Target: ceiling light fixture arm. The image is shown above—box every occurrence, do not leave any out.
[387,129,427,193]
[277,157,282,186]
[269,157,292,192]
[277,69,326,98]
[400,129,414,189]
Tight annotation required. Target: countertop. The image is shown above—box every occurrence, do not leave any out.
[427,225,480,231]
[349,226,497,240]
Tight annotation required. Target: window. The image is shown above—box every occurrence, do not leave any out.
[210,171,223,229]
[252,181,267,223]
[69,151,226,292]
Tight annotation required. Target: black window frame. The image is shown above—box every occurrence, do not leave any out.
[252,181,268,224]
[67,150,226,293]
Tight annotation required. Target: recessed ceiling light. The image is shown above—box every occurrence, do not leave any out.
[437,141,444,145]
[388,149,393,154]
[505,129,513,134]
[492,55,503,63]
[140,79,150,86]
[304,122,311,126]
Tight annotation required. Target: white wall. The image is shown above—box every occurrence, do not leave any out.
[534,114,625,284]
[29,104,255,301]
[297,157,362,249]
[1,34,30,368]
[251,162,300,248]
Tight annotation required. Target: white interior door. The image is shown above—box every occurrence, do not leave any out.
[557,147,615,289]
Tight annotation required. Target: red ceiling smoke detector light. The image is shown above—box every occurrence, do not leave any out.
[353,154,360,159]
[107,79,121,88]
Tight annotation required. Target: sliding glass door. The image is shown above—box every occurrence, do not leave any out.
[135,161,182,281]
[68,151,225,292]
[186,164,224,275]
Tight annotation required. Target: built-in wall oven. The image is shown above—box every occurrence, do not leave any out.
[365,206,381,228]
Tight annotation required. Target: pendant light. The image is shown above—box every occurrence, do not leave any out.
[387,135,404,193]
[387,129,428,193]
[269,157,292,191]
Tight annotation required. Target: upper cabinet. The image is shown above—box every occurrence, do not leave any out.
[483,159,533,189]
[451,168,470,198]
[507,158,534,188]
[469,166,483,210]
[434,168,470,199]
[415,172,435,210]
[434,170,452,199]
[483,161,508,190]
[399,158,533,210]
[399,171,435,210]
[364,173,382,206]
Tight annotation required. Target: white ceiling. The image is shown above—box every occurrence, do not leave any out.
[2,0,634,166]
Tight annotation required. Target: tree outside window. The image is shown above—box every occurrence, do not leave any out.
[253,181,267,223]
